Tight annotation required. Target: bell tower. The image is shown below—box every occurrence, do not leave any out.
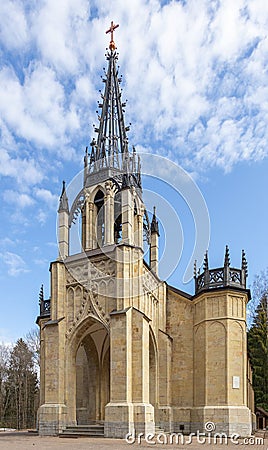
[37,23,165,438]
[61,22,146,259]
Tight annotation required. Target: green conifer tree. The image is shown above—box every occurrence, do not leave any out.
[248,295,268,411]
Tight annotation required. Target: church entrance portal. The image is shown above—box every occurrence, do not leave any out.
[75,319,110,424]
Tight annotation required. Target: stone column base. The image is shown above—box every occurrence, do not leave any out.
[37,403,68,436]
[171,407,192,434]
[251,412,256,433]
[191,406,252,437]
[156,406,173,432]
[104,402,155,438]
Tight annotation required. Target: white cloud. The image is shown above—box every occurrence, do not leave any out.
[0,251,29,276]
[0,0,29,50]
[33,258,48,266]
[73,76,95,104]
[101,0,268,171]
[34,188,58,209]
[3,190,35,208]
[0,238,16,247]
[0,0,268,179]
[37,210,48,225]
[0,64,80,151]
[0,147,42,187]
[46,242,58,249]
[32,0,90,74]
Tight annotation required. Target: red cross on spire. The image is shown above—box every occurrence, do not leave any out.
[106,21,119,51]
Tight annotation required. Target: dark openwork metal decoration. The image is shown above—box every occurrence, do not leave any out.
[195,247,248,294]
[39,284,51,317]
[40,299,51,317]
[69,192,85,226]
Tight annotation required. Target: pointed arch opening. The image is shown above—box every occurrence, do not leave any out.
[114,191,122,244]
[94,190,105,248]
[72,317,110,424]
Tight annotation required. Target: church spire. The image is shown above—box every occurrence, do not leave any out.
[90,44,129,168]
[85,22,141,190]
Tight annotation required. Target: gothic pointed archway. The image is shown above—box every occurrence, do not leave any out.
[66,316,110,426]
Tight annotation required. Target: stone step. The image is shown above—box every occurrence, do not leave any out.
[65,423,104,430]
[59,424,104,438]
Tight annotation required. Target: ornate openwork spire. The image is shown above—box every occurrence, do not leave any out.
[92,47,130,163]
[84,23,141,190]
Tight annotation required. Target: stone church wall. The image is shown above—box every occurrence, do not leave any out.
[166,287,194,433]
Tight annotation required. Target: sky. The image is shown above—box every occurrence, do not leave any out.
[1,0,268,343]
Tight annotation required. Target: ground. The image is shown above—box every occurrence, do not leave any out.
[0,431,267,450]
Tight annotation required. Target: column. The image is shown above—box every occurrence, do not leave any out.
[58,210,69,259]
[105,307,155,438]
[104,180,115,246]
[121,188,134,245]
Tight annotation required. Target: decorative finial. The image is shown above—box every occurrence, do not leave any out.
[224,245,230,267]
[122,173,131,189]
[84,147,88,166]
[203,250,209,271]
[106,21,119,51]
[61,180,66,196]
[58,180,69,213]
[151,206,160,236]
[241,249,248,277]
[39,284,44,305]
[90,138,96,147]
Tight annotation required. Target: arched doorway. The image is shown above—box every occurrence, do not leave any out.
[74,318,110,424]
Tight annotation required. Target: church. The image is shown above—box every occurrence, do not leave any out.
[37,23,255,438]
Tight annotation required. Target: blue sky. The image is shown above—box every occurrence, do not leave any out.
[0,0,268,343]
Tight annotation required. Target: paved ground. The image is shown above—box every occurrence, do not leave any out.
[0,431,267,450]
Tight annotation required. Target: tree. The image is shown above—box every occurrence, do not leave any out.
[0,344,10,426]
[25,328,40,369]
[248,294,268,411]
[4,339,38,429]
[247,268,268,327]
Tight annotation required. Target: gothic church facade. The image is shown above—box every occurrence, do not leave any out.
[37,28,255,438]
